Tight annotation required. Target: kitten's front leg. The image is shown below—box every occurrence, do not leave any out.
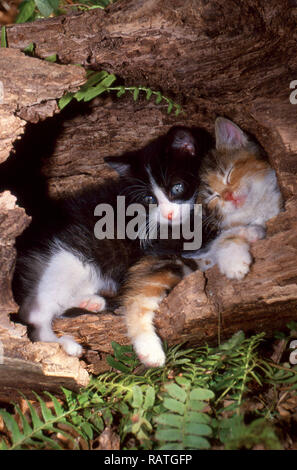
[123,257,182,367]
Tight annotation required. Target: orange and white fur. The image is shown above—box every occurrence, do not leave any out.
[121,256,187,367]
[194,117,282,279]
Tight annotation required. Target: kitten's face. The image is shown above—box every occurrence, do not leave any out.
[200,117,270,222]
[105,127,201,227]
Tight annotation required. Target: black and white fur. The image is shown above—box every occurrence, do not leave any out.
[13,127,207,365]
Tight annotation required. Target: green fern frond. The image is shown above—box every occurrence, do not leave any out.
[58,70,183,116]
[0,389,104,450]
[0,333,291,450]
[218,415,282,450]
[155,382,214,450]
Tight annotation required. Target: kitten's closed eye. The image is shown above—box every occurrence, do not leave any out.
[226,167,233,185]
[209,193,220,201]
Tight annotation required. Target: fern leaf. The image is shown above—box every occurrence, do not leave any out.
[131,385,143,408]
[0,410,24,447]
[155,428,183,442]
[155,91,163,104]
[154,413,183,428]
[146,88,153,100]
[116,86,126,98]
[183,434,210,449]
[143,386,155,410]
[167,100,173,114]
[165,383,187,402]
[163,397,185,415]
[155,384,214,450]
[133,88,140,101]
[58,92,74,110]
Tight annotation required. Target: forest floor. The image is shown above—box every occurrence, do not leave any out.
[1,325,297,450]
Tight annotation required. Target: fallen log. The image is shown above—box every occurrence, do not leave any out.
[0,0,296,399]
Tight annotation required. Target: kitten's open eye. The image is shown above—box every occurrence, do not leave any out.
[143,195,157,205]
[171,182,185,197]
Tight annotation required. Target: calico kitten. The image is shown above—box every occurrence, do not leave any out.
[13,127,205,367]
[184,117,283,279]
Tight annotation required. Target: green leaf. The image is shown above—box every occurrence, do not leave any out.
[183,434,211,449]
[131,386,143,408]
[34,393,55,422]
[61,387,76,409]
[155,413,183,428]
[184,422,212,437]
[78,71,109,95]
[167,100,173,114]
[48,0,59,10]
[165,383,187,403]
[187,400,206,411]
[155,91,163,104]
[116,86,126,98]
[23,42,35,55]
[82,73,117,102]
[175,105,182,116]
[45,53,57,62]
[16,0,35,24]
[163,398,185,415]
[101,408,113,427]
[0,439,8,450]
[106,355,132,373]
[185,411,211,424]
[58,92,74,110]
[158,442,184,450]
[287,321,297,331]
[0,411,23,446]
[1,26,7,48]
[80,422,93,441]
[189,388,214,401]
[89,414,104,433]
[14,405,33,436]
[220,331,245,351]
[34,0,54,17]
[44,392,64,416]
[155,428,183,442]
[111,341,133,361]
[133,88,140,101]
[146,88,153,100]
[143,386,155,410]
[26,400,44,429]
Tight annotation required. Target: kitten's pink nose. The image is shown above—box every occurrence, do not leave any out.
[167,211,174,220]
[223,190,245,207]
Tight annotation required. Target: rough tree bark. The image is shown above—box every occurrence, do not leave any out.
[0,0,296,397]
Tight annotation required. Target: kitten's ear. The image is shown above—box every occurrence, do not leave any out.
[104,156,132,176]
[170,128,196,156]
[215,117,248,151]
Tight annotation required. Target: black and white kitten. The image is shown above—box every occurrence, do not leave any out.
[13,127,206,367]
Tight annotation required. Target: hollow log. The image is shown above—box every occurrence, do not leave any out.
[0,0,296,398]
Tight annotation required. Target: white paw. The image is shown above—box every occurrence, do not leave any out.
[218,246,252,280]
[78,295,106,313]
[59,335,83,357]
[134,334,166,368]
